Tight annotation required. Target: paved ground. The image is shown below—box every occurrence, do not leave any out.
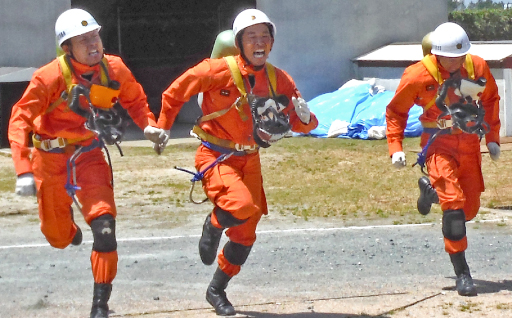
[1,208,512,318]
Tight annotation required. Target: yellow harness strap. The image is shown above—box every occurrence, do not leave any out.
[192,125,258,153]
[46,55,110,114]
[421,54,475,112]
[225,56,249,121]
[32,133,94,151]
[197,56,278,125]
[464,54,475,80]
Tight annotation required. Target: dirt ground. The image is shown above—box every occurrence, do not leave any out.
[2,139,512,318]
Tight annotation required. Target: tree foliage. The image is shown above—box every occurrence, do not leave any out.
[449,5,512,40]
[467,0,505,9]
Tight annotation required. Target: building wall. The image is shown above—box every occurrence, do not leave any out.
[0,0,70,67]
[257,0,448,101]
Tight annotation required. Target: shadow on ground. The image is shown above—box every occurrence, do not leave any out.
[442,277,512,295]
[237,312,390,318]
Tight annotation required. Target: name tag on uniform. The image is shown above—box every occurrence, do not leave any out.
[220,90,230,96]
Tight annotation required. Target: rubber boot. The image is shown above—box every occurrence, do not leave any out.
[90,283,112,318]
[450,252,477,296]
[417,176,439,215]
[199,214,224,265]
[206,267,235,316]
[70,207,82,246]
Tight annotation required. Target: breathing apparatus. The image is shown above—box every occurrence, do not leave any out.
[246,74,291,148]
[67,81,129,148]
[413,74,489,175]
[434,75,489,136]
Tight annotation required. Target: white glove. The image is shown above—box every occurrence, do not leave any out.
[487,142,500,161]
[391,151,406,169]
[15,173,36,196]
[292,96,311,124]
[153,129,170,155]
[144,125,168,143]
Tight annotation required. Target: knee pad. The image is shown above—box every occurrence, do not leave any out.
[442,209,466,241]
[214,207,247,228]
[91,214,117,252]
[223,241,253,266]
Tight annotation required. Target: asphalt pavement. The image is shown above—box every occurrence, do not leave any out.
[1,213,512,318]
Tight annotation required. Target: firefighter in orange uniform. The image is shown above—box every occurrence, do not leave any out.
[8,8,168,318]
[386,22,500,297]
[155,9,318,316]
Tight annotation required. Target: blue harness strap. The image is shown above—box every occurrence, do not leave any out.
[413,128,451,174]
[173,140,241,204]
[65,138,106,211]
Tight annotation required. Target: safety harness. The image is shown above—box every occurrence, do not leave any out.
[414,54,488,174]
[175,56,285,204]
[34,54,127,213]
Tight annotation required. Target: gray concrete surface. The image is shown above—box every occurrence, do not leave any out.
[1,211,512,317]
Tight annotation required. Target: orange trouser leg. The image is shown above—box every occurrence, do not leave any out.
[33,147,118,283]
[91,251,118,284]
[196,146,266,277]
[427,143,483,255]
[32,149,78,248]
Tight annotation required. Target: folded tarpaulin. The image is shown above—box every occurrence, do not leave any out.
[302,81,423,139]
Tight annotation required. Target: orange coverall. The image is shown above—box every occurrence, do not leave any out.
[158,55,318,276]
[8,54,157,284]
[386,54,500,254]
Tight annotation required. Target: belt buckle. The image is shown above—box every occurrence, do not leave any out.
[437,119,453,129]
[41,140,51,151]
[234,144,257,152]
[42,137,67,151]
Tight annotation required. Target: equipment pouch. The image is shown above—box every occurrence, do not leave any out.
[89,81,120,109]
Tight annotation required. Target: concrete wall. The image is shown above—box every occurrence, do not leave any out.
[0,0,70,67]
[257,0,448,101]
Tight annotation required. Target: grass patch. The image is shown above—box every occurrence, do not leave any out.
[2,137,512,225]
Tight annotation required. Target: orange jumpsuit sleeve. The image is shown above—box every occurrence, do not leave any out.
[8,62,62,176]
[385,64,426,156]
[106,55,157,129]
[158,59,224,130]
[158,57,318,135]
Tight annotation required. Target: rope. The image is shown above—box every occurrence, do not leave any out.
[174,148,234,204]
[412,130,443,175]
[64,138,107,213]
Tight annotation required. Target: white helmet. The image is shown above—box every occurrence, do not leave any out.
[55,8,101,46]
[430,22,471,57]
[232,9,276,48]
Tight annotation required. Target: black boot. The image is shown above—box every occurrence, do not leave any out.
[90,283,112,318]
[199,214,224,265]
[206,267,235,316]
[417,176,439,215]
[72,226,83,246]
[450,252,477,296]
[70,207,82,246]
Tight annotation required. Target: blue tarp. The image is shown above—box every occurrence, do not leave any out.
[302,82,423,139]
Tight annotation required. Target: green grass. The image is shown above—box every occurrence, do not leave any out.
[2,136,511,225]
